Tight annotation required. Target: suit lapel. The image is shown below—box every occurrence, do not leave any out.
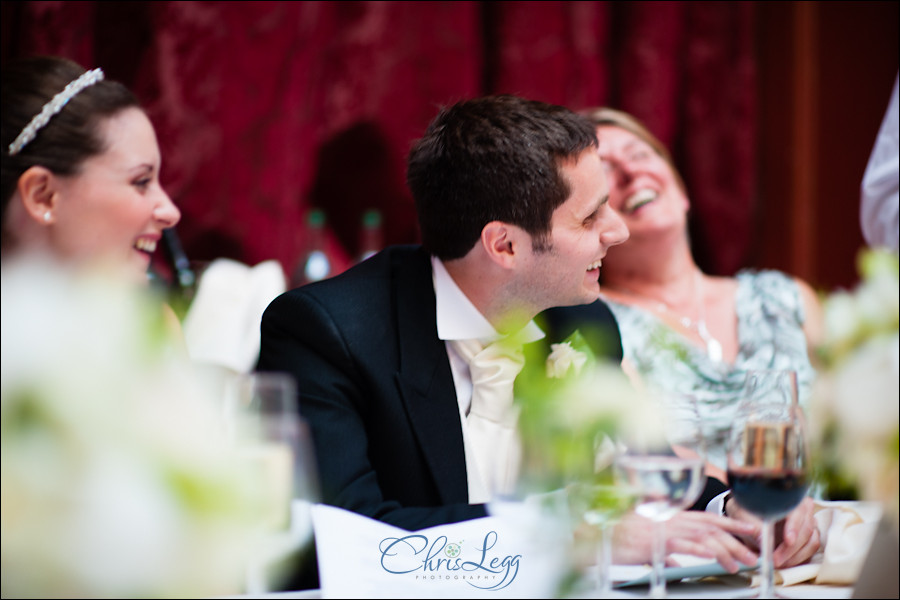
[392,249,470,505]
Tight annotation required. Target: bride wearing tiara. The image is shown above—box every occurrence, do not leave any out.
[2,55,181,283]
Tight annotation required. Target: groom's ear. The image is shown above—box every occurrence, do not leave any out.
[480,221,527,269]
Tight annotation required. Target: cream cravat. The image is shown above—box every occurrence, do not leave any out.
[450,337,526,502]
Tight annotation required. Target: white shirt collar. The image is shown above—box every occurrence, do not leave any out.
[431,255,544,345]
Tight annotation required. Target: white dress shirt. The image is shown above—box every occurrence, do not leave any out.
[861,73,899,252]
[430,256,544,502]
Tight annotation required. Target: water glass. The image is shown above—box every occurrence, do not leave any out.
[226,371,319,593]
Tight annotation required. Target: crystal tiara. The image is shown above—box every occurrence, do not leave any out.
[8,67,105,156]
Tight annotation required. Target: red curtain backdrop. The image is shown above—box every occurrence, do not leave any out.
[1,0,757,279]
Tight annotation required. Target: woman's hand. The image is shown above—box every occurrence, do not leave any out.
[612,510,759,572]
[725,496,821,568]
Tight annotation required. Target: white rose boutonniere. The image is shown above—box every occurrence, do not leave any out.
[546,340,589,378]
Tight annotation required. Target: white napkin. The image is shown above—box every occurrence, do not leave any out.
[755,501,882,587]
[182,258,286,374]
[310,501,571,599]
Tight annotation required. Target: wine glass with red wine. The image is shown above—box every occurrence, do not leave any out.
[726,369,809,599]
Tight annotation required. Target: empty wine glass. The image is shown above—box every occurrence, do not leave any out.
[614,396,707,599]
[226,371,320,594]
[726,369,808,599]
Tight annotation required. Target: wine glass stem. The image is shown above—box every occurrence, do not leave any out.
[759,518,775,598]
[650,519,666,598]
[596,522,613,598]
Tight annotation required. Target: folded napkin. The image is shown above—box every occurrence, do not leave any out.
[755,500,882,587]
[310,501,572,599]
[182,258,286,374]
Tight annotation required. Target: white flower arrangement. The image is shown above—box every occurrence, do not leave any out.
[810,249,899,531]
[1,256,263,598]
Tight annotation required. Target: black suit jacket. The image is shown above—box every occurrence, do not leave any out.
[259,245,486,530]
[259,244,628,525]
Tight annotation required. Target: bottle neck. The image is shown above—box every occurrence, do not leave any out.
[358,228,382,260]
[357,210,383,261]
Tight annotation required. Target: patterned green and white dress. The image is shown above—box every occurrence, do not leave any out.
[604,269,816,471]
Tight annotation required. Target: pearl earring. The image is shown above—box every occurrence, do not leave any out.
[43,212,51,222]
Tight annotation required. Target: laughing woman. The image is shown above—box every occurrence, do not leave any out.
[583,107,823,478]
[579,107,823,568]
[2,56,183,339]
[2,55,180,282]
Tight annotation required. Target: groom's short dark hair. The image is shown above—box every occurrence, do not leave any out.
[407,94,597,260]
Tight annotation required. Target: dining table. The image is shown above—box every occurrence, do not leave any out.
[220,499,894,600]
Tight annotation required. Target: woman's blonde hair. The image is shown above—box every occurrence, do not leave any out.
[581,107,686,193]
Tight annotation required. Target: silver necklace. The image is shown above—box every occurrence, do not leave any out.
[613,271,724,362]
[678,312,724,363]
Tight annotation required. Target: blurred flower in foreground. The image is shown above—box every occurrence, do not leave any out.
[810,248,899,531]
[511,329,664,597]
[516,330,665,494]
[1,255,260,598]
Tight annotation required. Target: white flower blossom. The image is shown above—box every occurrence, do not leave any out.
[519,340,667,494]
[1,255,262,598]
[546,341,589,378]
[812,248,899,530]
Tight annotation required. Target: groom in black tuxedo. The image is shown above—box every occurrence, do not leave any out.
[258,96,760,588]
[259,95,628,531]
